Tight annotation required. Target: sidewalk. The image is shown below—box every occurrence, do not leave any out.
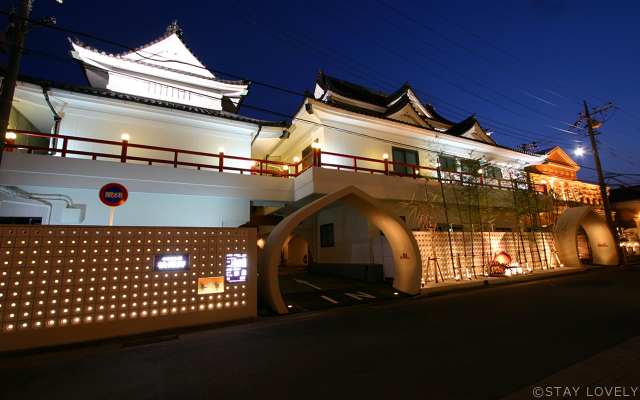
[420,266,585,295]
[503,334,640,399]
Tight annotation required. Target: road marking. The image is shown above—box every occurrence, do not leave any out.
[293,278,322,290]
[321,296,339,304]
[344,292,377,300]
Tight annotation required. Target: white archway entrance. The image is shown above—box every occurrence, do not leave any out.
[258,185,422,314]
[554,206,619,269]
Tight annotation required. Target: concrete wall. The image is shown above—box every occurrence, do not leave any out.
[0,225,257,352]
[317,204,371,264]
[0,185,250,227]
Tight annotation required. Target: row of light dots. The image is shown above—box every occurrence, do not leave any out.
[3,300,247,332]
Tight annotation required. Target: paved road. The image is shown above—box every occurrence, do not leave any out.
[1,266,639,400]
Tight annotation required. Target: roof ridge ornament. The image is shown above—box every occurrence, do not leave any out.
[166,20,181,35]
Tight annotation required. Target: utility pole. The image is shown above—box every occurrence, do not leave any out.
[582,101,625,264]
[0,0,32,166]
[517,142,538,153]
[582,101,614,226]
[0,0,58,166]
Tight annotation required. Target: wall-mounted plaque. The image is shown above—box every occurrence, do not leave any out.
[226,253,248,283]
[198,277,225,294]
[154,254,190,271]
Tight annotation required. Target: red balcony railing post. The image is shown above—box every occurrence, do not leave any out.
[61,138,68,157]
[5,135,14,152]
[316,147,322,168]
[218,150,224,173]
[173,151,178,168]
[121,138,128,163]
[383,157,389,176]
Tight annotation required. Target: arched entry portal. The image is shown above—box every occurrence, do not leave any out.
[258,185,422,314]
[554,206,619,269]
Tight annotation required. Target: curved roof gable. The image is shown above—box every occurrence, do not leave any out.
[445,115,496,144]
[70,21,247,85]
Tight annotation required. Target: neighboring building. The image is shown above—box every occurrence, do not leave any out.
[527,146,605,226]
[610,186,640,232]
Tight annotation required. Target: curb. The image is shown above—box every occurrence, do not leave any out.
[419,267,585,296]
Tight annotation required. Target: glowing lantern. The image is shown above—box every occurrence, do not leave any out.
[493,251,511,266]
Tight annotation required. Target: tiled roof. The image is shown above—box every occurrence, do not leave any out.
[425,102,454,125]
[310,96,538,156]
[445,114,477,137]
[385,81,412,105]
[382,94,434,130]
[70,22,248,86]
[316,70,389,106]
[19,74,287,127]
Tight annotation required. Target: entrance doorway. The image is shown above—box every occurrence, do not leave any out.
[258,185,422,314]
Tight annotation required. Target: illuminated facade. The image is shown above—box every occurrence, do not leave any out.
[526,146,606,225]
[0,23,604,277]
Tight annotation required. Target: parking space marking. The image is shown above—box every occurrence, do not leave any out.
[321,296,339,304]
[344,292,377,300]
[293,278,322,290]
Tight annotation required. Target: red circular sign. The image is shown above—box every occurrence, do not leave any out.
[99,183,128,207]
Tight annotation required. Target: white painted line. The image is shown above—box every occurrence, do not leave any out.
[344,292,377,300]
[293,278,322,290]
[321,296,339,304]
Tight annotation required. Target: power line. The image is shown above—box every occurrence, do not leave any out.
[408,0,609,105]
[318,0,579,133]
[20,50,640,185]
[11,9,623,153]
[207,0,582,146]
[370,0,581,111]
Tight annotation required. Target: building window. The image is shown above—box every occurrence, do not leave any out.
[484,166,503,179]
[301,139,318,168]
[460,159,476,174]
[392,147,419,175]
[320,223,334,248]
[438,156,457,172]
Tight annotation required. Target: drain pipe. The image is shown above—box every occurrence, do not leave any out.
[41,85,62,153]
[250,124,262,146]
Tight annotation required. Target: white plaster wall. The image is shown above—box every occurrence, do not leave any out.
[10,185,249,227]
[48,89,257,175]
[0,200,50,222]
[317,204,371,264]
[287,235,309,265]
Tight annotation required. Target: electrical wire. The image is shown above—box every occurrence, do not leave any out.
[11,10,634,173]
[367,0,580,112]
[19,51,640,187]
[315,0,579,134]
[408,0,609,106]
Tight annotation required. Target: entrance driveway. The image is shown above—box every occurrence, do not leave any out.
[271,268,412,314]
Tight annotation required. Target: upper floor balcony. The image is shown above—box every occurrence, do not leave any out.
[3,129,518,197]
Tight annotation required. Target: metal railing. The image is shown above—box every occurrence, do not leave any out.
[5,129,512,188]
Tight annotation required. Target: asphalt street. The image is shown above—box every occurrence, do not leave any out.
[1,265,639,400]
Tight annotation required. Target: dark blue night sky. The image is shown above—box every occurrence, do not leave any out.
[4,0,639,186]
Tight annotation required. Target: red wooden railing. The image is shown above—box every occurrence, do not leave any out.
[4,130,512,188]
